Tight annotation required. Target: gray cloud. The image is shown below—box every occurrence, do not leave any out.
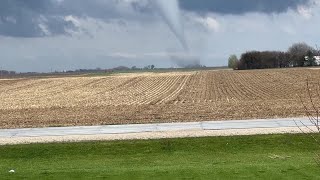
[180,0,312,14]
[0,0,77,37]
[0,0,314,37]
[0,0,148,37]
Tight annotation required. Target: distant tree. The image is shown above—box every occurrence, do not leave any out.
[143,65,155,70]
[315,44,320,56]
[131,66,138,70]
[237,51,291,70]
[9,71,16,75]
[113,66,130,71]
[238,51,262,70]
[288,42,314,67]
[277,52,291,68]
[259,51,277,68]
[228,54,238,70]
[234,42,316,70]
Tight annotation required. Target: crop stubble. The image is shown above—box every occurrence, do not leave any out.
[0,69,319,128]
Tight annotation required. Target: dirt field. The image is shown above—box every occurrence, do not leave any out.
[1,68,320,129]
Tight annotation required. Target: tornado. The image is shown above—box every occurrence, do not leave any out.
[152,0,189,51]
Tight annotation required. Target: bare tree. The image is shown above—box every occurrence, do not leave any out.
[288,42,315,67]
[296,79,320,165]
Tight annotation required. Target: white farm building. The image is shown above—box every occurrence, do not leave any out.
[305,56,320,65]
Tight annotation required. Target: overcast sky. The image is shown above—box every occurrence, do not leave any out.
[0,0,319,72]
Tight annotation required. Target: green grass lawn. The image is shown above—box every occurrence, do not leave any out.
[0,134,319,179]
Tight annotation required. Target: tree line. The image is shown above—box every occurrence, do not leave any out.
[228,42,320,70]
[0,70,16,76]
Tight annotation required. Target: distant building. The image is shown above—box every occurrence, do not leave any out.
[305,56,320,65]
[315,56,320,65]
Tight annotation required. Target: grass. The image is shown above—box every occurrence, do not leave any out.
[0,134,319,179]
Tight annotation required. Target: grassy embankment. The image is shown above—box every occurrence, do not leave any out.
[0,134,319,179]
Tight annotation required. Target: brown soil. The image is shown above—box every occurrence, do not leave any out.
[0,68,319,129]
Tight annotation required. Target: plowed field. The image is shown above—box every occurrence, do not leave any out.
[1,68,320,128]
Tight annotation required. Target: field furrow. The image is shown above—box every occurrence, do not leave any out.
[2,68,320,128]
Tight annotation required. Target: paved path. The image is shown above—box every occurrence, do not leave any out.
[0,117,313,138]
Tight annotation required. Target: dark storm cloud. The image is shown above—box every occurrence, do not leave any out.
[0,0,51,13]
[179,0,312,14]
[0,0,141,37]
[0,0,76,37]
[0,0,314,37]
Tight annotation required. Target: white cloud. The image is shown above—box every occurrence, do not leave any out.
[191,15,221,32]
[297,5,313,19]
[65,15,81,27]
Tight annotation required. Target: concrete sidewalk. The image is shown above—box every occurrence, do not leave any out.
[0,117,313,138]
